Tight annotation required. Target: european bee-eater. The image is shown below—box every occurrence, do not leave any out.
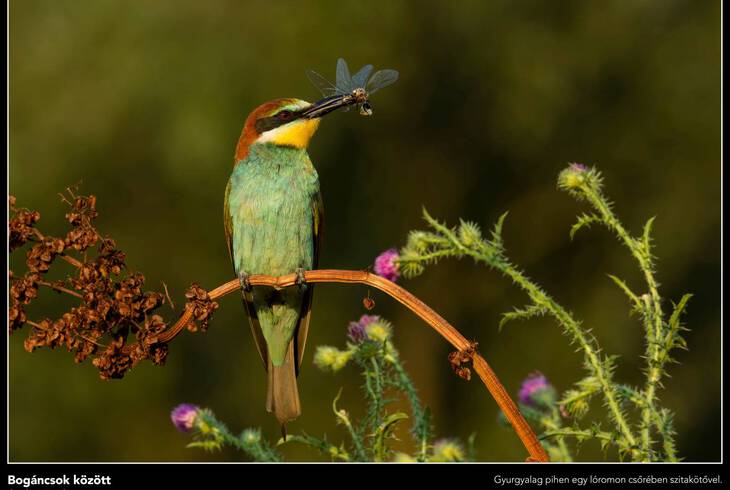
[224,95,350,427]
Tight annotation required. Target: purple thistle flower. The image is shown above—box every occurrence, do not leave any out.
[170,403,200,432]
[374,248,400,282]
[569,163,588,172]
[347,314,380,343]
[347,321,366,343]
[518,372,552,406]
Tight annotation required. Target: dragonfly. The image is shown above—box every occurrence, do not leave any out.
[306,58,399,116]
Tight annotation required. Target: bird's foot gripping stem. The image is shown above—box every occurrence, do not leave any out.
[295,268,307,289]
[238,271,253,293]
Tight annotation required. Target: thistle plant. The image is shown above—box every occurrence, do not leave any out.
[173,315,474,462]
[396,164,691,462]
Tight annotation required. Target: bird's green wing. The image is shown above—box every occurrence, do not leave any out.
[224,179,269,369]
[294,190,323,372]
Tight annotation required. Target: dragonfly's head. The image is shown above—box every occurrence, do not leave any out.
[235,97,351,161]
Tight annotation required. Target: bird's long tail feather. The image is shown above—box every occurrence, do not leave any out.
[266,340,301,426]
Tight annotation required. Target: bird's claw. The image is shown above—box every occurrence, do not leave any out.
[295,268,307,288]
[238,271,253,293]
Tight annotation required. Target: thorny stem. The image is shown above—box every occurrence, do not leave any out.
[362,357,385,439]
[540,407,572,462]
[542,427,615,446]
[333,390,367,461]
[134,269,549,463]
[581,185,668,460]
[455,245,638,453]
[370,358,384,430]
[390,357,430,461]
[401,212,640,457]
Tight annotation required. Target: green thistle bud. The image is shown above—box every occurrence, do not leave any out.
[429,439,465,462]
[406,230,432,253]
[558,163,589,191]
[458,220,482,247]
[365,319,393,343]
[313,346,352,372]
[397,248,425,279]
[241,428,261,445]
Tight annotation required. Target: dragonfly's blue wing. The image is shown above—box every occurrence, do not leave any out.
[351,64,374,89]
[365,69,399,95]
[306,69,339,96]
[335,58,353,93]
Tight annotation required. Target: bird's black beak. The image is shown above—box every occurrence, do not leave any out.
[301,94,355,119]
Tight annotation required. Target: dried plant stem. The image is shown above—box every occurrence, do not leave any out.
[37,280,84,299]
[144,269,548,462]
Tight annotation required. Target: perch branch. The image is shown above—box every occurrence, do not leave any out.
[144,269,549,462]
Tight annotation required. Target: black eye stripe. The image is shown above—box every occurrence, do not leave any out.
[254,109,303,133]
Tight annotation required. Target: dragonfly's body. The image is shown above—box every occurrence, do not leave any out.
[306,58,399,117]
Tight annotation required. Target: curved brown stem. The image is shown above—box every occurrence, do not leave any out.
[38,280,84,299]
[145,269,549,462]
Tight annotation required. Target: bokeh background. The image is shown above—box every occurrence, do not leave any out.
[9,0,720,462]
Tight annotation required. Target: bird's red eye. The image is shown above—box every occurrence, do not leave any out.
[277,110,292,121]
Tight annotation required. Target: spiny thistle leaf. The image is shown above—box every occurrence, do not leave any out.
[560,389,592,419]
[372,412,409,461]
[668,294,693,333]
[570,213,602,240]
[642,216,656,256]
[490,211,509,250]
[422,207,456,239]
[278,433,350,461]
[498,304,548,331]
[616,384,644,407]
[606,274,642,311]
[186,440,222,452]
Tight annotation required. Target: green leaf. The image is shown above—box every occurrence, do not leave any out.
[277,433,351,461]
[422,207,452,237]
[332,388,350,426]
[642,216,656,255]
[668,294,693,332]
[569,213,602,240]
[490,211,509,248]
[498,304,547,331]
[606,274,642,311]
[373,412,409,461]
[186,440,221,452]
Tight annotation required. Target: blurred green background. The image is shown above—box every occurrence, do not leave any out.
[9,0,720,462]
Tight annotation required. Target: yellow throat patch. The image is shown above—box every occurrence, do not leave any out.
[257,118,321,149]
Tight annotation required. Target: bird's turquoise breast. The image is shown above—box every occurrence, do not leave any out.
[227,143,319,276]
